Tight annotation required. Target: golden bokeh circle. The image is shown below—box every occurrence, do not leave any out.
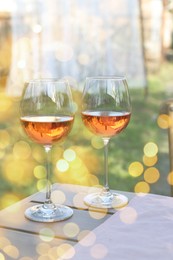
[144,167,160,184]
[119,206,137,224]
[143,142,158,157]
[134,181,150,194]
[36,179,47,191]
[128,161,144,177]
[167,171,173,185]
[51,190,66,205]
[0,236,11,249]
[13,141,31,160]
[88,208,108,220]
[47,246,58,259]
[90,243,108,259]
[36,243,51,255]
[73,192,86,209]
[57,243,75,259]
[34,165,46,179]
[91,137,104,149]
[3,245,19,259]
[39,228,55,242]
[78,230,96,247]
[63,223,80,238]
[157,114,172,129]
[143,155,158,167]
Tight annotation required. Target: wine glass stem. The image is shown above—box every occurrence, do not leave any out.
[103,138,110,193]
[44,145,52,205]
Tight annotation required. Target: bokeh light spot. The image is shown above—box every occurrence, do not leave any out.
[119,206,137,224]
[34,165,46,179]
[78,230,96,247]
[91,137,104,149]
[78,53,90,65]
[63,149,76,162]
[3,245,19,259]
[167,172,173,185]
[56,159,69,172]
[63,223,80,238]
[39,228,55,242]
[17,60,26,69]
[33,24,42,33]
[47,246,58,259]
[36,243,51,255]
[89,208,107,220]
[134,181,150,194]
[32,145,46,163]
[57,243,75,259]
[13,141,31,159]
[143,142,158,157]
[3,159,33,185]
[143,155,158,167]
[128,162,144,177]
[144,167,160,184]
[51,190,66,204]
[73,192,86,209]
[157,114,172,129]
[90,244,108,259]
[36,179,47,191]
[0,236,11,249]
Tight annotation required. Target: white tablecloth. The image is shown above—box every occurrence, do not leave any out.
[71,193,173,260]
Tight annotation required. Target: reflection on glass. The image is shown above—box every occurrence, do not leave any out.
[20,78,74,222]
[81,76,131,208]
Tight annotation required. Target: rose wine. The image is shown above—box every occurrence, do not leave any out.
[20,115,74,145]
[81,111,131,137]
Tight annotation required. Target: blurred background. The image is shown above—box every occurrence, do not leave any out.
[0,0,173,209]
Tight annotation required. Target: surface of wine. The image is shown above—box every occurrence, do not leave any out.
[20,116,74,145]
[82,111,131,137]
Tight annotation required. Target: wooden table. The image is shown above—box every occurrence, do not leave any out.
[1,184,173,260]
[0,183,134,259]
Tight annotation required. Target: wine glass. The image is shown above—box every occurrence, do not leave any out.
[20,78,74,222]
[81,76,131,208]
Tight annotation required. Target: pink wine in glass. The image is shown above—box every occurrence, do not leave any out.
[20,115,74,145]
[81,111,131,137]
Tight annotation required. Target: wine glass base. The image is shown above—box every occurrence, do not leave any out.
[25,204,73,222]
[84,192,128,209]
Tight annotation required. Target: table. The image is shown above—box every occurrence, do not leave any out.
[0,184,173,259]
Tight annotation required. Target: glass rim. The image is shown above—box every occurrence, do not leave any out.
[85,75,127,80]
[26,78,69,84]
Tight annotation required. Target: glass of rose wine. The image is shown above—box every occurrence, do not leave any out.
[20,78,74,222]
[81,76,131,208]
